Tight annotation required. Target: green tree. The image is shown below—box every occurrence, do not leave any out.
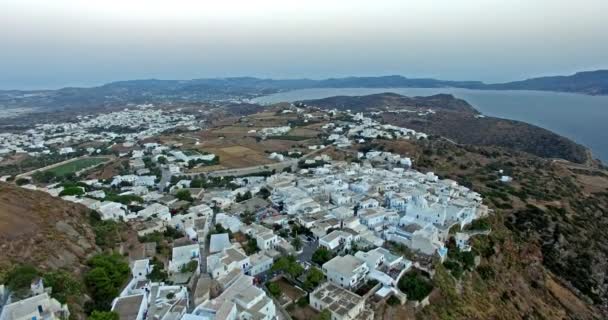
[267,282,281,297]
[244,238,260,255]
[176,189,193,202]
[397,272,433,301]
[148,258,168,282]
[303,267,324,291]
[236,191,252,202]
[312,247,333,265]
[291,237,303,251]
[85,253,130,311]
[59,186,85,196]
[85,268,119,311]
[272,256,304,278]
[157,156,168,165]
[89,311,119,320]
[257,187,271,199]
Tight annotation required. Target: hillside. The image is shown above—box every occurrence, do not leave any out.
[299,93,591,164]
[0,183,100,274]
[298,93,478,113]
[487,70,608,95]
[362,138,608,319]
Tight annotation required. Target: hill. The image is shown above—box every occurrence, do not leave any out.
[363,138,608,319]
[299,93,592,164]
[487,70,608,95]
[0,183,100,274]
[298,92,478,113]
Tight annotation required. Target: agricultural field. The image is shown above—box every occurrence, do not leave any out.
[199,145,273,169]
[43,157,110,176]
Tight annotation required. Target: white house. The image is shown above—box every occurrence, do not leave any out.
[0,293,69,320]
[309,282,372,320]
[98,201,127,221]
[322,255,369,289]
[194,274,276,320]
[207,247,250,279]
[247,252,273,276]
[319,230,356,251]
[131,259,151,280]
[168,244,201,273]
[138,203,171,221]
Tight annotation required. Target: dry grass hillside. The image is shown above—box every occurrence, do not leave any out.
[0,183,100,275]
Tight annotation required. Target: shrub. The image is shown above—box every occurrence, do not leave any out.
[398,272,433,301]
[267,282,281,297]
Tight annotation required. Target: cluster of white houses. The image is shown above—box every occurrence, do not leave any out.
[323,111,428,148]
[0,105,200,159]
[2,107,490,320]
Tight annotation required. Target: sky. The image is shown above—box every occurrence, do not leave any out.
[1,0,607,90]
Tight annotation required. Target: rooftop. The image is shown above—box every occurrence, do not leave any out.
[209,233,231,253]
[312,282,364,317]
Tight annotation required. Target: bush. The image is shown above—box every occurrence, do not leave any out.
[85,253,130,312]
[89,211,123,249]
[476,265,495,280]
[59,186,85,196]
[5,265,39,297]
[175,189,193,202]
[180,260,198,273]
[89,311,119,320]
[148,258,168,282]
[311,247,334,265]
[267,282,281,297]
[272,256,304,278]
[15,178,30,186]
[387,295,401,306]
[43,270,82,304]
[303,267,324,291]
[297,296,309,307]
[398,272,433,301]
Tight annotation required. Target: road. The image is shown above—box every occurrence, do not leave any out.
[297,236,318,263]
[158,167,172,192]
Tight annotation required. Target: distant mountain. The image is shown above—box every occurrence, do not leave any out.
[486,70,608,95]
[1,70,607,113]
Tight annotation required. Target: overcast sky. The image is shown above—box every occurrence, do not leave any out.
[1,0,607,89]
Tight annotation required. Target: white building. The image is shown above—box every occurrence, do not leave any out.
[169,244,201,273]
[309,282,372,320]
[322,255,369,289]
[0,293,69,320]
[207,247,250,279]
[138,203,171,221]
[98,201,127,221]
[319,230,355,251]
[193,274,276,320]
[247,252,273,276]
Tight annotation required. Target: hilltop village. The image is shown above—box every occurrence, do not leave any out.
[0,103,493,320]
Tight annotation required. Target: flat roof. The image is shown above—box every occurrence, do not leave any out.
[209,233,231,253]
[112,294,144,320]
